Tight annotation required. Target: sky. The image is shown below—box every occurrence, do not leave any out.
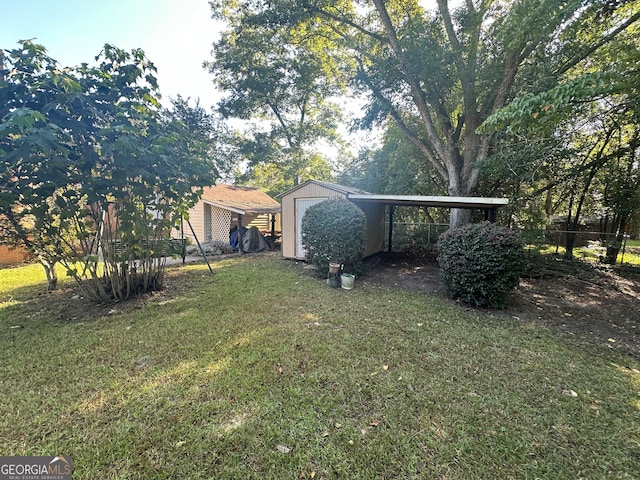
[0,0,222,109]
[1,1,441,110]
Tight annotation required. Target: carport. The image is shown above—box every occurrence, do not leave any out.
[347,193,509,252]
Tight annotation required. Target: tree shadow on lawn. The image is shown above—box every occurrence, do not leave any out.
[2,308,277,477]
[0,283,88,327]
[4,251,639,360]
[0,257,341,478]
[360,251,640,360]
[0,261,209,329]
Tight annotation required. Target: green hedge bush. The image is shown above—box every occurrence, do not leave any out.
[301,198,366,276]
[437,222,526,308]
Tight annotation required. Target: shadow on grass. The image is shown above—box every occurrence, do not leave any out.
[0,259,227,328]
[1,255,640,479]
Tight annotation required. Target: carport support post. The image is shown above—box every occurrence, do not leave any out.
[237,214,244,255]
[484,208,497,223]
[270,213,276,249]
[388,205,395,253]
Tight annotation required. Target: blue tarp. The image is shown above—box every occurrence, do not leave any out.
[229,227,247,250]
[230,226,269,252]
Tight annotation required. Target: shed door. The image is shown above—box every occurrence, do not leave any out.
[295,198,326,258]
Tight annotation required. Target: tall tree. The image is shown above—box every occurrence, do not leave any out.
[481,0,640,256]
[165,95,234,181]
[207,0,347,191]
[338,122,446,197]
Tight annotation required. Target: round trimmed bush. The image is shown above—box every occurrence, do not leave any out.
[437,222,526,308]
[301,198,366,276]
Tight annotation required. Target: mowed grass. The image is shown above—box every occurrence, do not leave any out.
[1,256,639,479]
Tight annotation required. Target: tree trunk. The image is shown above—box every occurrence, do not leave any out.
[604,213,628,264]
[564,192,576,259]
[565,232,577,259]
[449,208,471,228]
[600,215,609,241]
[40,259,58,291]
[565,165,598,259]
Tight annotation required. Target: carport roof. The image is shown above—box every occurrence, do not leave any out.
[348,194,509,209]
[278,179,508,210]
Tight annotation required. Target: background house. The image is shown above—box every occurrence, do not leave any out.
[181,184,281,246]
[0,245,27,265]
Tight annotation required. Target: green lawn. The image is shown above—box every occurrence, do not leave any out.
[525,244,640,266]
[1,256,639,479]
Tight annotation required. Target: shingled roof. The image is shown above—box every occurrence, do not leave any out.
[200,184,281,215]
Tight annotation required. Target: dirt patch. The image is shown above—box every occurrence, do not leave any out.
[360,251,445,295]
[360,251,640,360]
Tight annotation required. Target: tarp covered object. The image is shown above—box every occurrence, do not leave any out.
[230,226,269,252]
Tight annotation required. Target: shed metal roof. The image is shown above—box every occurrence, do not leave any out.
[278,179,370,197]
[278,180,509,209]
[201,184,281,215]
[278,180,508,210]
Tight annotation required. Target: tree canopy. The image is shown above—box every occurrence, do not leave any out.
[207,1,348,194]
[478,0,640,257]
[209,0,639,226]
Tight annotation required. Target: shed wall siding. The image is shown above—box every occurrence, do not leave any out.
[185,202,205,244]
[246,213,282,234]
[281,183,348,259]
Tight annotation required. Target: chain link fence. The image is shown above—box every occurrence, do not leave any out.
[388,222,450,251]
[520,229,637,265]
[388,222,638,265]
